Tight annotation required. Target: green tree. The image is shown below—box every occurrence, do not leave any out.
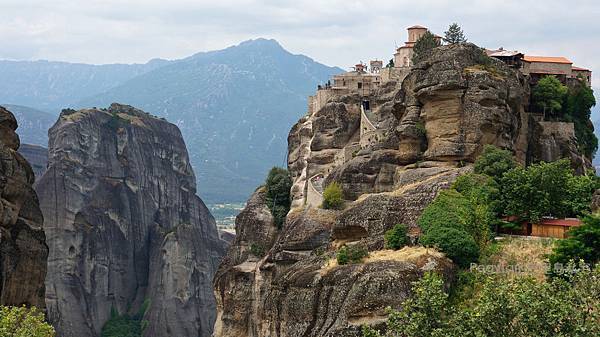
[549,214,600,270]
[564,83,597,158]
[532,75,568,117]
[443,23,467,44]
[364,265,600,337]
[322,182,344,210]
[473,145,516,183]
[385,58,394,68]
[265,167,292,228]
[337,244,368,265]
[500,159,594,222]
[384,224,409,250]
[420,227,480,268]
[412,31,441,64]
[0,306,55,337]
[101,300,151,337]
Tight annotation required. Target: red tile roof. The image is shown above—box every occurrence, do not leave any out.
[523,56,572,64]
[572,66,590,72]
[538,218,582,227]
[407,25,427,29]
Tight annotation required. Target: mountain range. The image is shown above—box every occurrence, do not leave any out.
[2,39,342,202]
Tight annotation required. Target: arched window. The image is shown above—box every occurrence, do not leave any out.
[403,57,409,67]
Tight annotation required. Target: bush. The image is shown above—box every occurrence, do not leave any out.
[549,214,600,272]
[250,243,265,257]
[337,244,368,265]
[417,190,476,236]
[101,300,150,337]
[420,227,480,268]
[265,167,292,228]
[412,30,441,64]
[473,145,516,183]
[322,182,344,210]
[384,224,409,250]
[364,266,600,337]
[0,306,55,337]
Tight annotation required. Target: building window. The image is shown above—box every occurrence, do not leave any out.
[358,82,362,89]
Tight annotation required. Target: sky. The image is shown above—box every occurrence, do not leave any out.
[1,1,599,94]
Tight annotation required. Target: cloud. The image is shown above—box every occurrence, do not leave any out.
[0,0,599,85]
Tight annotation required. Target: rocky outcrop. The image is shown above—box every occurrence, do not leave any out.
[0,106,47,308]
[18,144,48,180]
[213,44,592,337]
[36,104,228,337]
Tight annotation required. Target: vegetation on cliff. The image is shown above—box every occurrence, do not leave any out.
[101,300,150,337]
[412,31,441,64]
[0,306,55,337]
[265,167,292,228]
[322,182,344,210]
[363,264,600,337]
[533,76,598,158]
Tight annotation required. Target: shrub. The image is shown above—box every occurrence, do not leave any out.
[101,300,150,337]
[473,145,516,183]
[549,214,600,272]
[322,182,344,210]
[420,227,480,268]
[250,243,265,257]
[265,167,292,228]
[417,190,476,236]
[364,265,600,337]
[0,306,55,337]
[337,244,368,265]
[384,224,409,250]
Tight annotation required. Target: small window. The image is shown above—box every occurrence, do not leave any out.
[358,82,362,89]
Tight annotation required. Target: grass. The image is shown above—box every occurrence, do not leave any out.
[320,246,444,275]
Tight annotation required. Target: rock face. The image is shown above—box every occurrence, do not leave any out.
[36,104,228,337]
[213,44,592,337]
[0,106,47,308]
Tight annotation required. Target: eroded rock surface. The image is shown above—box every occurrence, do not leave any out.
[213,44,591,337]
[0,106,47,308]
[36,103,228,337]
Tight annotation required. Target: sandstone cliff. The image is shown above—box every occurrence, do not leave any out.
[0,106,47,308]
[36,104,228,337]
[213,44,591,337]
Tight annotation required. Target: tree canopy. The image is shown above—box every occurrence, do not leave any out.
[412,31,441,64]
[532,75,568,117]
[265,167,292,228]
[443,23,467,44]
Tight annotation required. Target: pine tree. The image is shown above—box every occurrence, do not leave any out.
[444,23,467,44]
[412,31,441,64]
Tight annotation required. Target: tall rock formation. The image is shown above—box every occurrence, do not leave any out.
[213,44,591,337]
[0,106,47,308]
[36,104,227,337]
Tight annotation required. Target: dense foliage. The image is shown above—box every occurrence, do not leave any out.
[532,76,597,158]
[384,224,409,250]
[420,227,480,268]
[549,214,600,271]
[265,167,292,228]
[0,306,55,337]
[322,182,344,210]
[101,300,150,337]
[473,145,516,183]
[337,244,369,265]
[564,82,598,158]
[532,75,568,117]
[412,31,441,64]
[443,23,467,44]
[363,266,600,337]
[500,159,597,222]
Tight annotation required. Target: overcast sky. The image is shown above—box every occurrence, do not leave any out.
[1,0,599,90]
